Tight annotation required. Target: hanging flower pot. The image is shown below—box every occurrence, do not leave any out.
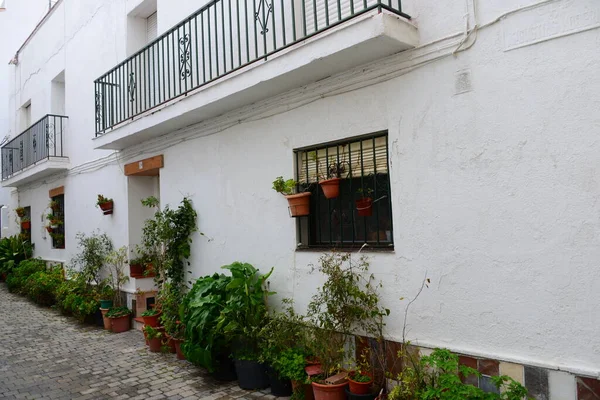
[320,178,341,199]
[99,201,114,215]
[15,208,25,218]
[96,195,114,215]
[355,198,373,217]
[46,226,54,233]
[285,192,311,217]
[20,220,31,230]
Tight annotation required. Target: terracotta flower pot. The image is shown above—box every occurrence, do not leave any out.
[100,308,112,331]
[173,338,185,360]
[109,315,130,333]
[348,372,373,395]
[165,334,176,354]
[129,264,144,278]
[21,221,31,230]
[99,201,114,215]
[320,178,341,199]
[143,325,149,345]
[311,381,348,400]
[285,192,311,217]
[148,337,162,352]
[292,381,315,400]
[355,198,373,217]
[46,226,53,233]
[142,311,162,327]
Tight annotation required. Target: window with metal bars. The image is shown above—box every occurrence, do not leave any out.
[50,194,65,249]
[294,131,393,249]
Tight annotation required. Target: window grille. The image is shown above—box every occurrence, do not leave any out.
[51,194,65,249]
[294,131,393,249]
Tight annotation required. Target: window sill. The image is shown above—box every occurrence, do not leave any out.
[295,245,394,253]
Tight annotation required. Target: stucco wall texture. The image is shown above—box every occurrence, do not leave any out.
[4,0,600,387]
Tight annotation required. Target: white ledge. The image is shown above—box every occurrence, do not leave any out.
[1,157,70,187]
[93,9,418,150]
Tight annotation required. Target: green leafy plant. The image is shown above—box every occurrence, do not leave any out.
[216,262,274,361]
[142,309,159,317]
[388,348,531,400]
[272,176,298,196]
[306,253,388,380]
[54,275,101,322]
[181,273,232,372]
[139,196,197,339]
[49,200,60,211]
[70,232,113,286]
[272,348,308,382]
[0,235,33,277]
[6,259,46,294]
[143,325,165,340]
[24,266,64,306]
[96,194,113,207]
[106,306,132,318]
[105,246,129,307]
[21,216,31,223]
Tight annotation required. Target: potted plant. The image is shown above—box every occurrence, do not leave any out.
[347,354,373,395]
[106,306,132,333]
[49,200,60,212]
[216,262,274,390]
[99,285,115,330]
[259,299,310,397]
[15,207,25,218]
[50,233,65,248]
[129,257,146,278]
[306,253,389,400]
[45,226,53,233]
[96,194,114,215]
[20,217,31,230]
[141,308,162,327]
[181,273,237,381]
[272,176,311,217]
[356,188,374,217]
[144,325,165,352]
[317,152,348,199]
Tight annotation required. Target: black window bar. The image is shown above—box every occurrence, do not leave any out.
[51,194,65,250]
[294,131,393,249]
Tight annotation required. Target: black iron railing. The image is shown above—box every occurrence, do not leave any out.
[94,0,409,135]
[1,114,68,181]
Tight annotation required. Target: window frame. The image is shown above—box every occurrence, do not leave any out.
[293,131,394,251]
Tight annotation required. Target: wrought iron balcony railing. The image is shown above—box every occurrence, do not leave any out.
[1,114,68,181]
[94,0,409,135]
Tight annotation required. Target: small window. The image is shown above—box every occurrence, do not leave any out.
[20,206,31,242]
[50,194,65,249]
[294,132,393,249]
[146,12,157,43]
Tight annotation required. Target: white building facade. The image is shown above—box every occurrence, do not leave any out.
[2,0,600,398]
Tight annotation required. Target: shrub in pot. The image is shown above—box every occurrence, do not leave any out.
[106,306,132,333]
[96,194,114,215]
[141,308,162,327]
[144,325,165,352]
[216,262,274,390]
[305,253,390,400]
[272,176,311,217]
[259,300,311,397]
[181,273,236,380]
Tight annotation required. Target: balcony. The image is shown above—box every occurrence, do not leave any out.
[1,115,70,187]
[93,0,417,150]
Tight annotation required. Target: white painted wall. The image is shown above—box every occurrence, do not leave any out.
[3,0,600,388]
[0,0,49,235]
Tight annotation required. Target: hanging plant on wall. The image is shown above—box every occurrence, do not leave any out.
[15,207,26,218]
[272,176,311,217]
[96,194,114,215]
[138,196,198,339]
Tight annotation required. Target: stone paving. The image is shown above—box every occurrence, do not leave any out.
[0,285,278,400]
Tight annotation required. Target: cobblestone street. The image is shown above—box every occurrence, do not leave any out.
[0,286,277,400]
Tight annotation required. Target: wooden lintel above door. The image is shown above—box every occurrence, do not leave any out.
[124,155,163,177]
